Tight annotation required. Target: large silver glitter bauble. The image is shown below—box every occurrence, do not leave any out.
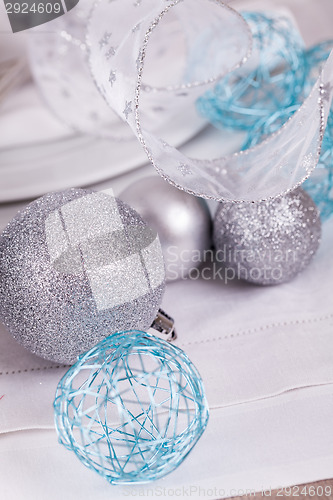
[120,176,212,281]
[0,189,165,364]
[213,188,321,285]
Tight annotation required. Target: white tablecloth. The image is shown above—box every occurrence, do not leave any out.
[1,216,333,499]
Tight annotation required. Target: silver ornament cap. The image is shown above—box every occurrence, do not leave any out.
[213,188,321,285]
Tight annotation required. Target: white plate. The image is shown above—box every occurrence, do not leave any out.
[0,84,206,202]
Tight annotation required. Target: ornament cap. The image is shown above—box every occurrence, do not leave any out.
[150,309,177,342]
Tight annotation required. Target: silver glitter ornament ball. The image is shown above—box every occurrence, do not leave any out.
[0,188,165,364]
[213,188,321,285]
[120,176,212,281]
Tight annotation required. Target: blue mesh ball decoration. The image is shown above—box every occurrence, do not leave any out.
[196,12,305,131]
[54,331,209,484]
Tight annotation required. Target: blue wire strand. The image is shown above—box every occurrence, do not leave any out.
[197,12,306,131]
[54,331,209,484]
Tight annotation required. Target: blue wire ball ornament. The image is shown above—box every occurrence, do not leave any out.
[196,11,305,131]
[54,331,209,484]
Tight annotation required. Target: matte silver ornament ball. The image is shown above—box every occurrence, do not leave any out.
[213,188,321,285]
[120,176,212,281]
[0,188,165,364]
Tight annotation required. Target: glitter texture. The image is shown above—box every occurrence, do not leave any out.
[0,189,165,364]
[213,188,321,285]
[54,330,209,484]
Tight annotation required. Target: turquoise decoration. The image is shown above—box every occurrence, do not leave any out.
[196,12,305,131]
[242,104,299,150]
[242,40,333,150]
[54,331,209,484]
[304,43,333,220]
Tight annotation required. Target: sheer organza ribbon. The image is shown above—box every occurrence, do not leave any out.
[86,0,333,202]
